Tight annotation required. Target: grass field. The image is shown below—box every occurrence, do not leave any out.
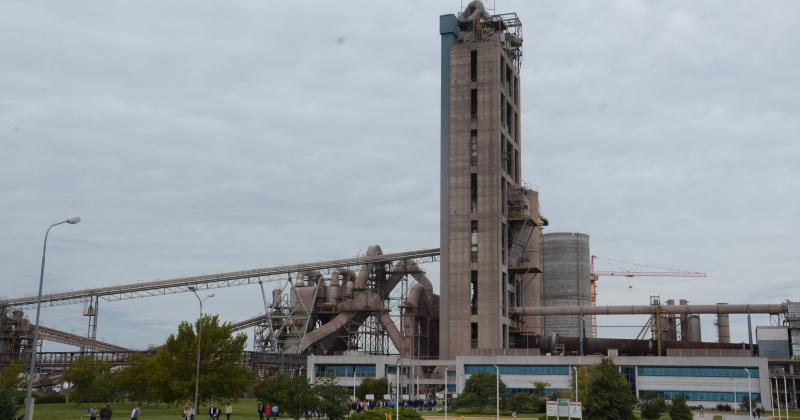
[24,398,267,420]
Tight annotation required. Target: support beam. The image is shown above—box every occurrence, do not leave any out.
[513,303,788,316]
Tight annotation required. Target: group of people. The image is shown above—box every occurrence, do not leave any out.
[86,404,138,420]
[181,403,233,420]
[86,404,113,420]
[257,402,280,420]
[349,398,438,413]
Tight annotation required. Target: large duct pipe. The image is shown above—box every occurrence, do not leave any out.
[355,245,383,289]
[717,303,731,343]
[679,299,689,341]
[687,314,702,342]
[513,303,787,316]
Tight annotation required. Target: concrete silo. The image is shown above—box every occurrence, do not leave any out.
[542,232,592,337]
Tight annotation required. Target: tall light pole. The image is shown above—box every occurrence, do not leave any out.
[782,375,789,415]
[353,369,357,402]
[24,216,81,420]
[744,368,753,420]
[572,366,579,402]
[396,358,401,420]
[774,377,782,420]
[188,286,214,418]
[493,364,500,420]
[444,367,449,420]
[733,377,737,413]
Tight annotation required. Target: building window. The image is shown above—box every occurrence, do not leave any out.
[471,323,479,349]
[315,364,377,378]
[470,173,478,213]
[470,89,478,120]
[501,223,507,265]
[470,130,478,166]
[470,220,478,263]
[465,365,570,375]
[639,390,762,403]
[506,102,513,133]
[500,94,505,125]
[501,179,507,216]
[506,65,512,93]
[515,111,520,143]
[503,324,507,348]
[471,271,478,315]
[500,57,505,83]
[502,272,508,315]
[505,139,513,175]
[514,150,520,183]
[638,366,760,378]
[514,77,519,106]
[470,50,478,82]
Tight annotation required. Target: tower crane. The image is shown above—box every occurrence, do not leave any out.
[589,255,707,337]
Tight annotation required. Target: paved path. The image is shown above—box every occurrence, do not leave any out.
[695,414,759,420]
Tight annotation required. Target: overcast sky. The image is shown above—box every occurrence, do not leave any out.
[1,1,798,351]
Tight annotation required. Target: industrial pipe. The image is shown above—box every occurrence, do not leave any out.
[512,303,787,316]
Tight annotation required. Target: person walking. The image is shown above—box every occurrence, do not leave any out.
[100,404,113,420]
[130,404,140,420]
[271,403,280,420]
[699,404,704,417]
[225,402,233,420]
[208,404,219,420]
[88,406,98,420]
[258,402,267,420]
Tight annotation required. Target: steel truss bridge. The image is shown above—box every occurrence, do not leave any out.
[0,247,440,356]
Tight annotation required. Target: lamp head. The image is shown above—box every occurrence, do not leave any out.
[66,217,81,224]
[188,286,197,292]
[208,294,215,298]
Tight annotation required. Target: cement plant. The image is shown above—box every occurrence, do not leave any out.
[1,1,798,413]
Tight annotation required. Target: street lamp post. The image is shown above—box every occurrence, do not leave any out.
[24,216,81,420]
[493,364,500,420]
[734,377,737,413]
[782,375,789,416]
[188,287,214,418]
[572,366,579,402]
[444,367,449,420]
[744,368,753,420]
[396,359,401,420]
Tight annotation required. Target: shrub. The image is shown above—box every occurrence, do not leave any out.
[351,408,423,420]
[640,399,667,419]
[668,396,692,420]
[715,404,732,412]
[507,393,546,413]
[0,388,18,419]
[713,416,724,420]
[453,407,481,415]
[34,392,66,404]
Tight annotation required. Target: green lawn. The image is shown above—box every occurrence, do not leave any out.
[24,398,267,420]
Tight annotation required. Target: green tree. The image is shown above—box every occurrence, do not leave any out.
[254,374,315,420]
[583,358,635,420]
[0,361,26,390]
[116,353,163,405]
[314,375,350,420]
[640,399,667,419]
[668,395,692,420]
[154,315,253,405]
[356,377,388,401]
[0,388,18,419]
[453,372,506,409]
[531,382,549,397]
[63,355,115,403]
[739,395,754,413]
[507,392,545,413]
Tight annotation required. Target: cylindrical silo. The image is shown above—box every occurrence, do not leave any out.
[716,303,731,343]
[665,299,678,341]
[687,315,702,342]
[542,232,591,337]
[679,299,689,341]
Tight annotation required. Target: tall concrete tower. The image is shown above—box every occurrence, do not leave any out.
[439,2,546,358]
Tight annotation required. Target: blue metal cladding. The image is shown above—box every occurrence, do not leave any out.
[315,364,376,378]
[464,365,570,375]
[639,366,759,378]
[640,390,761,402]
